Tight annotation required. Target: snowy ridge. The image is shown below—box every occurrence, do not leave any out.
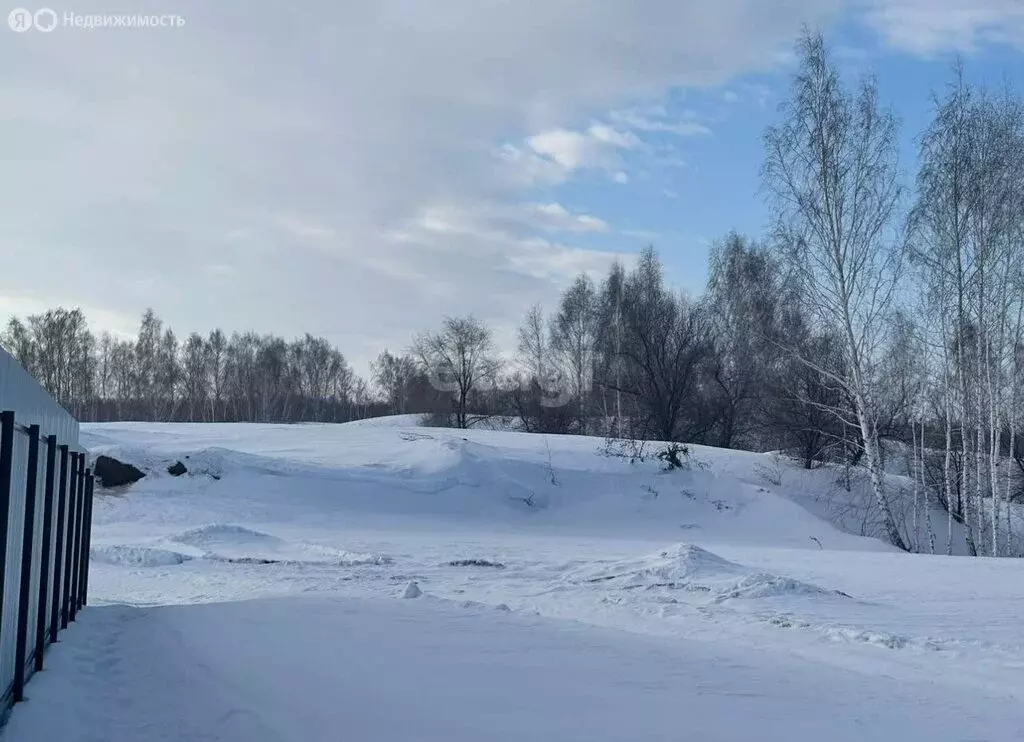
[83,418,1020,555]
[81,421,889,551]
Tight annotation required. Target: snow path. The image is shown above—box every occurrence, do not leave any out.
[5,596,1022,742]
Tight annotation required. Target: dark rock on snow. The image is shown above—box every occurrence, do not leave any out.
[448,559,506,569]
[94,455,146,488]
[167,461,188,477]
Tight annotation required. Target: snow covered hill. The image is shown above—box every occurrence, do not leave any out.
[80,420,892,550]
[4,419,1023,740]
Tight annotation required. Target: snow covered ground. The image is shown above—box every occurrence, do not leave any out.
[4,420,1023,740]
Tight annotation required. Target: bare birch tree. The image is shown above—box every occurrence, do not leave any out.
[550,275,598,434]
[763,30,908,550]
[411,316,499,430]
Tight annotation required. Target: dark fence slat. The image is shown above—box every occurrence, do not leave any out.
[69,455,85,622]
[61,452,79,629]
[0,411,15,657]
[80,473,94,608]
[50,445,69,642]
[34,435,58,672]
[75,467,92,611]
[13,425,41,703]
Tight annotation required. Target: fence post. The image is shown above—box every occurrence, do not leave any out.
[14,425,41,702]
[51,445,69,641]
[0,411,15,657]
[79,472,94,608]
[61,451,79,629]
[70,453,85,622]
[35,435,58,671]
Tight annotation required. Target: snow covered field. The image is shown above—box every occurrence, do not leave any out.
[4,419,1023,740]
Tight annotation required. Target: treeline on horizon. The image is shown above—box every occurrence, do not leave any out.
[0,238,867,462]
[4,32,1024,556]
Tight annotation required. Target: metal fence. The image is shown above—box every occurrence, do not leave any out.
[0,348,92,722]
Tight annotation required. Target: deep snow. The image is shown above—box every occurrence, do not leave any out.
[3,419,1023,740]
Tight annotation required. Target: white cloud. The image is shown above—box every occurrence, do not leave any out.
[0,293,138,339]
[515,108,710,186]
[609,106,713,136]
[505,238,631,283]
[864,0,1024,54]
[496,143,572,186]
[524,124,640,181]
[587,124,642,148]
[533,203,610,233]
[723,91,740,103]
[0,0,843,370]
[396,200,609,240]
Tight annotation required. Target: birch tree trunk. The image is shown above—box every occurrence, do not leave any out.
[961,362,976,555]
[945,394,954,555]
[922,419,936,553]
[988,334,1000,556]
[911,419,919,552]
[1006,422,1015,556]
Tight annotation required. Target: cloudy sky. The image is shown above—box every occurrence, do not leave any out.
[2,0,1023,373]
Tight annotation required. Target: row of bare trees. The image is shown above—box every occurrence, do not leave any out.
[761,33,1024,555]
[906,66,1024,557]
[2,309,376,423]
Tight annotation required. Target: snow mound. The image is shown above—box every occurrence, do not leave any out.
[571,543,841,603]
[821,625,910,649]
[714,573,845,602]
[173,524,283,550]
[167,524,392,566]
[91,544,194,567]
[172,450,227,480]
[572,544,747,590]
